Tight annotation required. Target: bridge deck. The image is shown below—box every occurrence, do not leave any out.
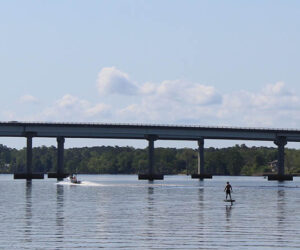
[1,121,300,141]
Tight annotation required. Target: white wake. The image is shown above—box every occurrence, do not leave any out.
[56,181,105,186]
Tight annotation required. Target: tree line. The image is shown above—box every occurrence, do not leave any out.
[1,144,300,175]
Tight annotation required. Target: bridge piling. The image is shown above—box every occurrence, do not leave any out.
[268,136,293,181]
[138,135,163,181]
[47,137,69,180]
[57,137,65,181]
[198,138,204,174]
[26,135,32,177]
[14,133,44,180]
[191,138,212,180]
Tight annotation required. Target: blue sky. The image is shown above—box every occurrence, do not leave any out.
[1,0,300,149]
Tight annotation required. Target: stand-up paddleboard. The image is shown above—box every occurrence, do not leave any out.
[224,199,235,202]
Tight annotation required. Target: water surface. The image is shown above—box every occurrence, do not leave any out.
[1,175,300,249]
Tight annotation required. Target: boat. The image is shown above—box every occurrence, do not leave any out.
[67,174,81,184]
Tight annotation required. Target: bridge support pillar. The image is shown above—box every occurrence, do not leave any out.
[47,137,68,180]
[139,135,163,181]
[57,137,65,181]
[26,135,33,176]
[268,136,293,181]
[192,138,212,180]
[14,133,44,180]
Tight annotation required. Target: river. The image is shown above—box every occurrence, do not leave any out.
[1,174,300,249]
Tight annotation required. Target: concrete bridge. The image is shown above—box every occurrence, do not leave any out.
[1,121,298,181]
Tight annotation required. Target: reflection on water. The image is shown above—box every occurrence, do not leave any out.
[2,175,300,249]
[146,187,155,241]
[147,186,154,207]
[56,185,64,243]
[197,184,205,246]
[198,186,204,225]
[277,188,286,244]
[277,188,285,222]
[225,205,233,220]
[24,181,32,243]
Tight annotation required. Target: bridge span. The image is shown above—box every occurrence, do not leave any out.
[1,121,297,181]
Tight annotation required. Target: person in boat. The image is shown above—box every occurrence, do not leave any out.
[69,174,76,182]
[224,181,233,200]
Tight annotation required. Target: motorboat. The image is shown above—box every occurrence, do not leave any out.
[67,174,81,184]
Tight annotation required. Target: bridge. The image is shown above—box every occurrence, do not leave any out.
[1,121,298,181]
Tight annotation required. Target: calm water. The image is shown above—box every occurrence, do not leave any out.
[1,175,300,249]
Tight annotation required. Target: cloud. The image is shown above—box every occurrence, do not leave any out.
[115,78,222,123]
[253,82,299,109]
[86,103,111,117]
[19,94,39,104]
[262,82,289,96]
[96,67,221,106]
[155,80,222,105]
[97,67,138,95]
[56,94,89,109]
[140,82,157,95]
[7,66,300,130]
[40,94,111,122]
[140,80,221,105]
[115,80,300,128]
[218,82,300,127]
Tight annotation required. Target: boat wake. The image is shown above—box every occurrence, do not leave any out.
[56,181,104,187]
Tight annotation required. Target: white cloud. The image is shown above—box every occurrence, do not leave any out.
[246,82,297,110]
[8,67,300,130]
[56,94,89,109]
[262,82,289,96]
[154,80,222,105]
[115,80,300,128]
[140,82,156,95]
[86,104,111,117]
[19,94,39,104]
[40,94,111,122]
[97,67,138,95]
[115,78,222,123]
[217,82,300,127]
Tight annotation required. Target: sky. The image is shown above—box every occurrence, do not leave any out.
[1,0,300,149]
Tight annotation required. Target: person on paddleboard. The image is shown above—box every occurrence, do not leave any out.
[224,182,233,200]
